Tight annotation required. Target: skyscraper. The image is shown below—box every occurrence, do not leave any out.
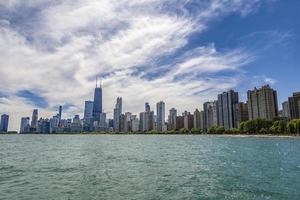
[31,109,38,129]
[113,97,122,132]
[193,109,202,129]
[168,108,177,130]
[145,102,150,112]
[99,113,107,129]
[50,116,59,133]
[282,101,291,120]
[119,114,126,132]
[139,112,146,131]
[41,119,50,134]
[212,100,219,126]
[84,101,94,121]
[176,116,184,130]
[183,111,194,130]
[288,92,300,120]
[234,102,249,128]
[58,105,62,121]
[83,101,94,131]
[217,90,239,129]
[124,112,132,132]
[0,114,9,132]
[93,78,102,120]
[131,116,140,132]
[247,85,278,121]
[203,102,214,130]
[20,117,30,133]
[156,101,165,132]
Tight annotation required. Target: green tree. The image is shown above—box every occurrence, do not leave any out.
[216,126,225,134]
[244,119,272,134]
[226,128,240,134]
[179,128,189,134]
[208,127,216,134]
[239,122,246,133]
[259,128,268,134]
[191,128,202,134]
[288,119,300,134]
[271,120,287,134]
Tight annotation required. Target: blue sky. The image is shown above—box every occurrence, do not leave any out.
[0,0,299,131]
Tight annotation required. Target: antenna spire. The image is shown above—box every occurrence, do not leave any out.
[96,76,98,88]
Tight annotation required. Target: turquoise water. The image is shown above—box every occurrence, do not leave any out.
[0,135,300,200]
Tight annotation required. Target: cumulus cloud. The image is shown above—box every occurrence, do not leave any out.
[0,0,275,131]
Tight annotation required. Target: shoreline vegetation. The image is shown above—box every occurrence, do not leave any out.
[1,119,300,137]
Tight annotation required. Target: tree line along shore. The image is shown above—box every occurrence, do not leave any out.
[2,118,300,136]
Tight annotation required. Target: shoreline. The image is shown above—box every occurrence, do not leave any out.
[1,133,299,138]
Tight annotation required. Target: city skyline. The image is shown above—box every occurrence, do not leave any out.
[0,1,300,131]
[1,83,300,133]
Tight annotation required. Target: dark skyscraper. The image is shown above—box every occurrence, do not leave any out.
[0,114,9,132]
[58,105,62,121]
[156,101,165,132]
[31,109,38,129]
[145,102,150,112]
[93,78,102,120]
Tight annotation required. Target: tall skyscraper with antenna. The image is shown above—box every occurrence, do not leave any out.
[93,77,102,121]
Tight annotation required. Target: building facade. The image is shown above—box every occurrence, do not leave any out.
[288,92,300,120]
[282,101,291,120]
[131,115,140,132]
[156,101,165,132]
[113,97,122,132]
[84,101,94,122]
[176,116,184,130]
[193,109,202,129]
[217,90,239,129]
[183,111,194,130]
[31,109,38,130]
[20,117,30,133]
[247,85,278,121]
[212,100,219,126]
[168,108,177,130]
[234,102,249,128]
[203,102,214,130]
[0,114,9,132]
[93,85,102,121]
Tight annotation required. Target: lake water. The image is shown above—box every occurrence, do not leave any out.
[0,135,300,200]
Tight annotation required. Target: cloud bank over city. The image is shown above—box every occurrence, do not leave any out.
[0,0,298,131]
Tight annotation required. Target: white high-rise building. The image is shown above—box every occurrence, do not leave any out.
[113,97,122,132]
[131,115,140,132]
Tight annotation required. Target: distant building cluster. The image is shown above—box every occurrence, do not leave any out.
[1,83,300,134]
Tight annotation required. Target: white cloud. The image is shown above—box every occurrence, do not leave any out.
[0,0,272,131]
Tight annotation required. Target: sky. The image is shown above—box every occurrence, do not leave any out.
[0,0,299,131]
